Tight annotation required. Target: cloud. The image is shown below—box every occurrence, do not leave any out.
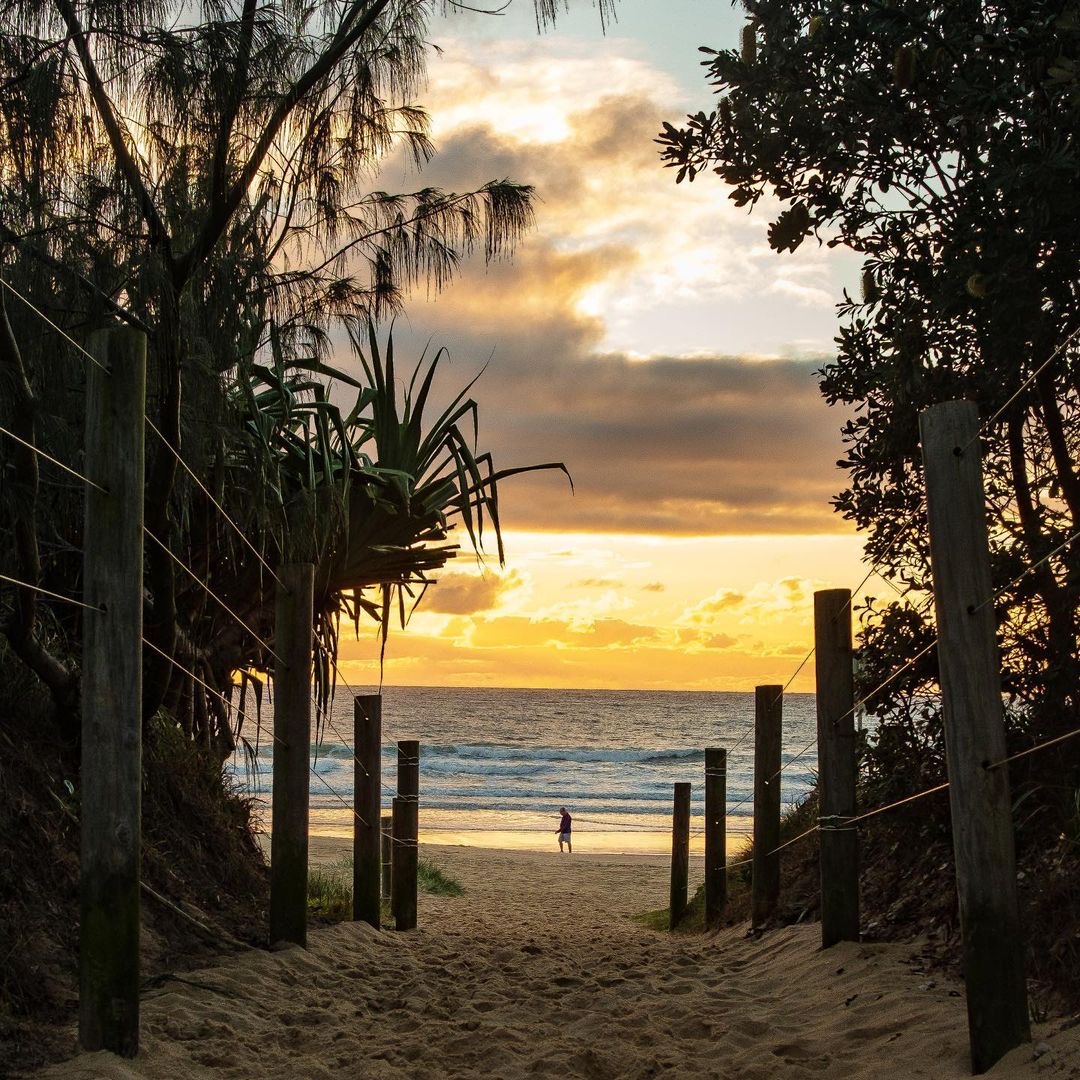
[419,570,516,614]
[575,577,622,588]
[573,618,657,647]
[358,37,854,539]
[677,577,825,635]
[465,613,656,650]
[641,582,666,592]
[682,590,746,622]
[676,628,739,650]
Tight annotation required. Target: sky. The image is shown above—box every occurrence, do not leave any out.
[338,0,876,691]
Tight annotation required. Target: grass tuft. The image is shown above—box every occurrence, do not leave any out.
[307,854,463,921]
[308,863,352,920]
[418,858,464,897]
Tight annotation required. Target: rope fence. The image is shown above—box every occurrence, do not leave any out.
[3,278,1077,1072]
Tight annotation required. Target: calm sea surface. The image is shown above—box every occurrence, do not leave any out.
[228,686,819,855]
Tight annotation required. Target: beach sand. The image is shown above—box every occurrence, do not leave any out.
[37,839,1079,1078]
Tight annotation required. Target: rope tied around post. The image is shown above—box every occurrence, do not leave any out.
[817,814,857,833]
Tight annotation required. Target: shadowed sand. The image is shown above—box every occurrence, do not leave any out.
[38,840,1079,1078]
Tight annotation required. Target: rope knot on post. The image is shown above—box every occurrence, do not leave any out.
[818,814,857,834]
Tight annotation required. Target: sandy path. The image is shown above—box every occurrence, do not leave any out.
[37,842,1079,1078]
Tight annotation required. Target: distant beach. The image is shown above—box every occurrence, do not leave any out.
[230,686,820,855]
[38,840,1077,1079]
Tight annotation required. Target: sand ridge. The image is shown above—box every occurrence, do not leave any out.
[37,842,1080,1078]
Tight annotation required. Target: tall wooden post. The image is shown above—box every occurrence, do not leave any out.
[704,748,727,926]
[920,400,1029,1073]
[815,588,860,947]
[669,782,691,929]
[381,814,393,901]
[392,740,420,930]
[269,563,314,947]
[352,695,382,927]
[80,328,146,1056]
[751,685,782,929]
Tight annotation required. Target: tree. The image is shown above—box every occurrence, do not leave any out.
[0,0,587,747]
[657,1,1080,791]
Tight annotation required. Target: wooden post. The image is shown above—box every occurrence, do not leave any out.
[381,813,393,901]
[391,796,418,930]
[751,685,782,929]
[920,400,1029,1073]
[704,748,727,927]
[80,328,146,1056]
[669,782,691,928]
[397,738,419,803]
[352,694,382,927]
[815,588,860,947]
[269,563,314,947]
[392,740,420,930]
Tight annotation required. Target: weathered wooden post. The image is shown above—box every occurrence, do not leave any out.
[269,563,314,947]
[815,588,860,947]
[391,797,418,930]
[80,328,145,1056]
[751,685,782,929]
[352,694,382,927]
[704,747,727,926]
[669,782,691,928]
[392,740,420,930]
[920,400,1030,1074]
[381,813,393,901]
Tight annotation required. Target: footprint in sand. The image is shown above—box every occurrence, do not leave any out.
[771,1041,832,1071]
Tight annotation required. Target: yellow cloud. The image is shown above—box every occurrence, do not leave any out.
[419,569,521,614]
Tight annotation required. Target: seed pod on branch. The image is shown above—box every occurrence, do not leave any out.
[861,268,879,304]
[742,24,757,64]
[893,45,916,88]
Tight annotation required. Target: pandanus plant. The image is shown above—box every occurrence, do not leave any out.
[216,322,570,757]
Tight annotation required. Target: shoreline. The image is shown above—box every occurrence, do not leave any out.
[306,826,718,858]
[306,833,708,867]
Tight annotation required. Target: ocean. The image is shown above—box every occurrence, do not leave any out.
[228,686,819,856]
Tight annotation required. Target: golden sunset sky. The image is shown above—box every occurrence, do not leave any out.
[339,0,880,691]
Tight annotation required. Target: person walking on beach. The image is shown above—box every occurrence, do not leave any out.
[557,807,572,853]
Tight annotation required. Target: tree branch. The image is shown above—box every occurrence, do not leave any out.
[175,0,394,286]
[52,0,173,259]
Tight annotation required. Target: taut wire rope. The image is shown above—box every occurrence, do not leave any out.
[143,417,288,592]
[2,273,287,591]
[0,422,106,492]
[0,274,110,373]
[0,570,104,612]
[962,323,1080,453]
[143,528,284,666]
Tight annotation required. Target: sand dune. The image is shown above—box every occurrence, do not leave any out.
[38,842,1079,1078]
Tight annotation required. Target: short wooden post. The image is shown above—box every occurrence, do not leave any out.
[381,814,393,901]
[669,782,691,928]
[80,328,146,1056]
[751,685,782,929]
[352,694,382,927]
[704,748,727,926]
[269,563,314,947]
[397,738,419,803]
[815,588,860,947]
[392,740,420,930]
[391,796,418,930]
[920,400,1029,1073]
